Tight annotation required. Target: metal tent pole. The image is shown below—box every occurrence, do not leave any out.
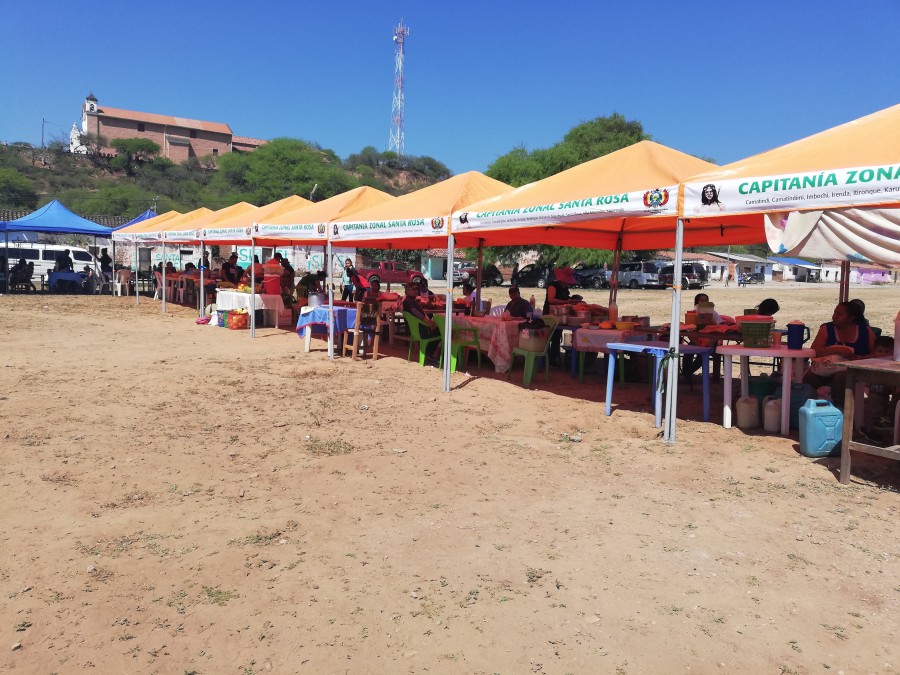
[662,218,686,444]
[475,239,484,310]
[134,240,140,305]
[250,238,256,338]
[161,241,167,314]
[4,231,8,294]
[111,238,116,295]
[442,234,454,393]
[199,241,205,316]
[327,240,335,360]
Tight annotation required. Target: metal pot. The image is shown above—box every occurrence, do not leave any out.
[308,292,327,308]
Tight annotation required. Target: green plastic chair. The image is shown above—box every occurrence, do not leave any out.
[402,311,442,366]
[507,315,559,387]
[433,314,481,373]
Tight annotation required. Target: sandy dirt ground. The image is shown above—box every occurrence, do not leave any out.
[1,284,898,674]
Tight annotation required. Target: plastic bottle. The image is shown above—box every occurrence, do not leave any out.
[736,396,760,429]
[895,310,900,361]
[608,300,618,323]
[763,397,781,433]
[529,295,536,309]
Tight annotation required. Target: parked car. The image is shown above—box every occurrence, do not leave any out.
[573,263,609,289]
[658,262,709,289]
[618,260,663,289]
[510,263,553,288]
[357,261,425,287]
[452,261,504,287]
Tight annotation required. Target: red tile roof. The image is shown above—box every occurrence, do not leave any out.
[97,106,232,135]
[232,136,267,147]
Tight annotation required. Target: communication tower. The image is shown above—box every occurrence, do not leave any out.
[388,19,409,157]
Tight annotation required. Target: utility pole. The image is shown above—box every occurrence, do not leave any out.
[388,19,409,157]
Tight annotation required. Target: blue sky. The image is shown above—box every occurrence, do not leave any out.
[2,0,897,175]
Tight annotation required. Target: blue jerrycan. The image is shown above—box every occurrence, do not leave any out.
[798,400,843,458]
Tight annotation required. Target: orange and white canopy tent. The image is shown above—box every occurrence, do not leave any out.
[682,103,900,266]
[255,186,395,246]
[164,195,312,245]
[452,141,764,250]
[112,210,183,242]
[331,172,513,249]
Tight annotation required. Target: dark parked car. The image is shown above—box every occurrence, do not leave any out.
[573,263,609,289]
[453,261,504,287]
[510,263,553,288]
[658,262,709,289]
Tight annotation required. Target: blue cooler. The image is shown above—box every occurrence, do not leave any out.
[798,400,843,458]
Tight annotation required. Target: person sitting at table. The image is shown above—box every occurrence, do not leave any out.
[9,258,27,284]
[543,267,581,367]
[364,279,388,303]
[756,298,780,317]
[183,262,197,274]
[504,285,533,318]
[402,283,440,361]
[415,277,436,300]
[21,261,36,291]
[55,249,74,272]
[221,254,243,285]
[164,261,177,276]
[692,292,721,324]
[803,301,876,401]
[82,265,97,294]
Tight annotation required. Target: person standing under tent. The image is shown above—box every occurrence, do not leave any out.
[99,248,113,278]
[341,258,355,302]
[55,249,74,272]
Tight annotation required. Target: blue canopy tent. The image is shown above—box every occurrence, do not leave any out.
[1,200,113,293]
[116,209,157,230]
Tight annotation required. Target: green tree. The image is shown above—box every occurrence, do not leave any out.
[213,138,357,204]
[0,167,39,209]
[110,138,161,176]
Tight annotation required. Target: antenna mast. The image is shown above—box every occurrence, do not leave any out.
[388,19,409,157]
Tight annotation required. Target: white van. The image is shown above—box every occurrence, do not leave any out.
[1,243,103,279]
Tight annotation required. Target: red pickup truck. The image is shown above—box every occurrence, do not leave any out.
[357,261,425,287]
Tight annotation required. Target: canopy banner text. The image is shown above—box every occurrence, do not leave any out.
[684,163,900,216]
[202,227,253,241]
[254,222,327,240]
[332,216,448,242]
[164,229,203,242]
[452,187,679,231]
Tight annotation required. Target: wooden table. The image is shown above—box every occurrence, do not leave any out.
[717,344,816,435]
[840,358,900,484]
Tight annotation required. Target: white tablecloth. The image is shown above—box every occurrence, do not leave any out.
[216,290,284,312]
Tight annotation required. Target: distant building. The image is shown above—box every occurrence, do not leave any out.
[69,92,266,163]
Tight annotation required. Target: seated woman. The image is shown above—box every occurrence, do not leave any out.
[416,278,436,299]
[804,301,876,400]
[402,283,440,360]
[164,261,177,276]
[692,292,721,324]
[363,279,387,303]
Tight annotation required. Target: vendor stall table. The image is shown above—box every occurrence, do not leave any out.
[573,328,644,381]
[839,358,900,484]
[454,315,519,373]
[605,341,712,428]
[717,344,816,436]
[48,270,85,292]
[216,290,286,328]
[296,306,358,353]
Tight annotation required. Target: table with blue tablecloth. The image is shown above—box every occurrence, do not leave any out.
[48,271,86,292]
[296,306,358,352]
